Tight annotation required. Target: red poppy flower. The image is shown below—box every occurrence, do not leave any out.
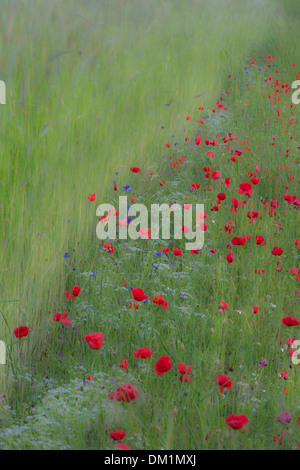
[238,182,253,196]
[250,177,260,185]
[178,363,192,382]
[65,286,82,300]
[160,247,170,253]
[152,294,169,310]
[247,211,262,223]
[195,136,203,145]
[282,316,299,327]
[253,306,259,314]
[197,211,207,221]
[109,383,139,402]
[84,332,105,349]
[280,371,289,380]
[255,235,266,246]
[65,291,72,300]
[272,247,283,256]
[270,200,278,209]
[224,220,235,235]
[204,171,221,180]
[120,360,128,371]
[13,326,29,338]
[213,374,233,394]
[286,338,296,347]
[104,242,114,254]
[231,236,246,246]
[132,288,149,302]
[288,348,298,359]
[116,443,131,450]
[87,194,96,201]
[52,313,62,321]
[230,198,243,214]
[130,167,141,173]
[61,312,71,325]
[72,285,81,297]
[134,347,154,359]
[225,414,248,429]
[211,171,221,180]
[173,248,182,256]
[226,252,235,264]
[110,429,126,441]
[154,356,172,376]
[278,412,292,424]
[223,177,231,188]
[139,227,151,239]
[219,302,228,311]
[283,194,297,204]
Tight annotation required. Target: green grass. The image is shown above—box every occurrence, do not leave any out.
[0,0,299,450]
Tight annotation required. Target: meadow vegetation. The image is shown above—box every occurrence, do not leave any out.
[0,0,299,450]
